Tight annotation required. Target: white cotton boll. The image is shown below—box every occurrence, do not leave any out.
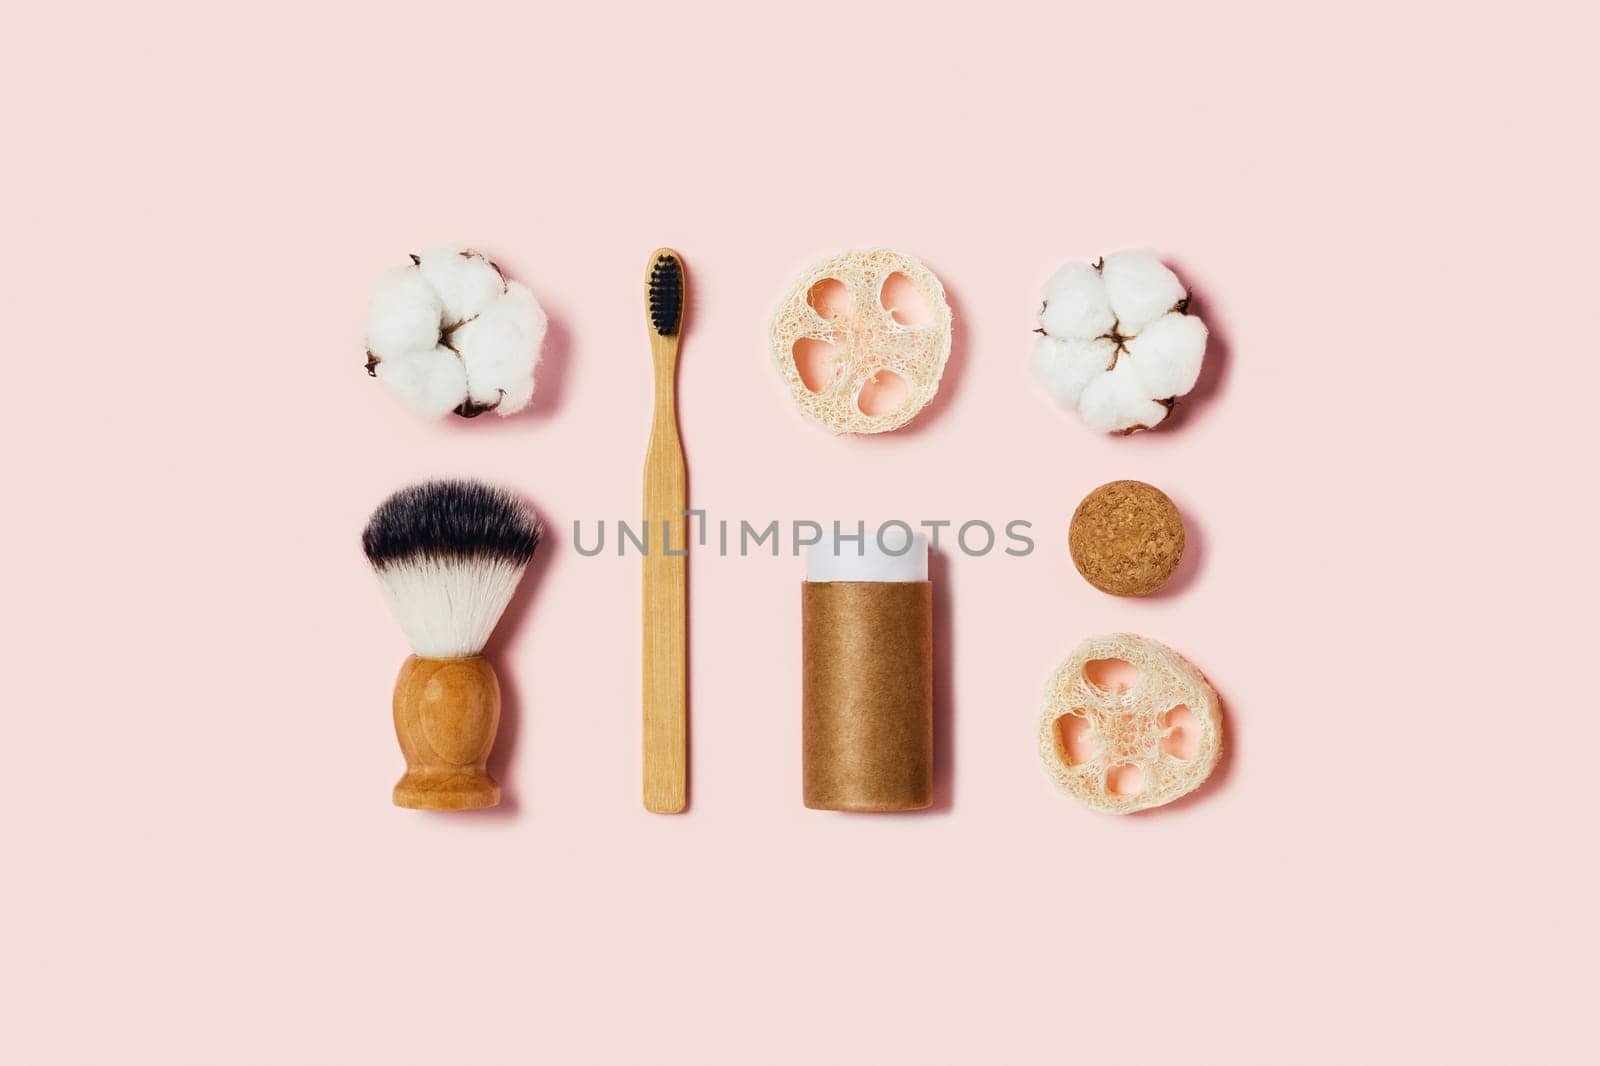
[452,282,548,415]
[366,246,553,419]
[374,346,469,420]
[1077,359,1170,433]
[1032,335,1115,409]
[418,246,506,324]
[1102,249,1187,333]
[366,265,442,358]
[1031,249,1209,434]
[1127,312,1208,398]
[1040,261,1115,339]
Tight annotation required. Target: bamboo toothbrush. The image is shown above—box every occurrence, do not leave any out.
[642,248,688,813]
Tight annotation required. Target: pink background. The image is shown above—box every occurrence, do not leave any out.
[7,2,1594,1062]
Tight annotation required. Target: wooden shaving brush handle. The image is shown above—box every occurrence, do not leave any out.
[392,655,501,810]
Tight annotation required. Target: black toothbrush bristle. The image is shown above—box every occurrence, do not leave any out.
[648,253,683,336]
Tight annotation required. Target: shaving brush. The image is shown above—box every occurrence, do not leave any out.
[362,480,540,810]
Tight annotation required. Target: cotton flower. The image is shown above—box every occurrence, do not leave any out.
[1030,250,1207,433]
[365,246,547,418]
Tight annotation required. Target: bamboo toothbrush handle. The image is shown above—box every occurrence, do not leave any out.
[643,318,687,813]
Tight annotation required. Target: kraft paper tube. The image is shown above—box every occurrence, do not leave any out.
[803,532,933,811]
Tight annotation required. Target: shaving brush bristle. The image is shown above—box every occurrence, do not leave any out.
[362,480,540,658]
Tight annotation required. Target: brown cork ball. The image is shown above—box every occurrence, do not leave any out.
[1069,481,1185,597]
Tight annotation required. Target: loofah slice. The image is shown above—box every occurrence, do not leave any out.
[1038,633,1221,814]
[769,249,952,434]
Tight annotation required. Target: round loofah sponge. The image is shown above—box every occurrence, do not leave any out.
[768,249,952,434]
[1038,633,1221,814]
[1069,480,1184,596]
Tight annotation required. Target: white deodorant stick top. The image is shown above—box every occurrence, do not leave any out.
[806,528,929,583]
